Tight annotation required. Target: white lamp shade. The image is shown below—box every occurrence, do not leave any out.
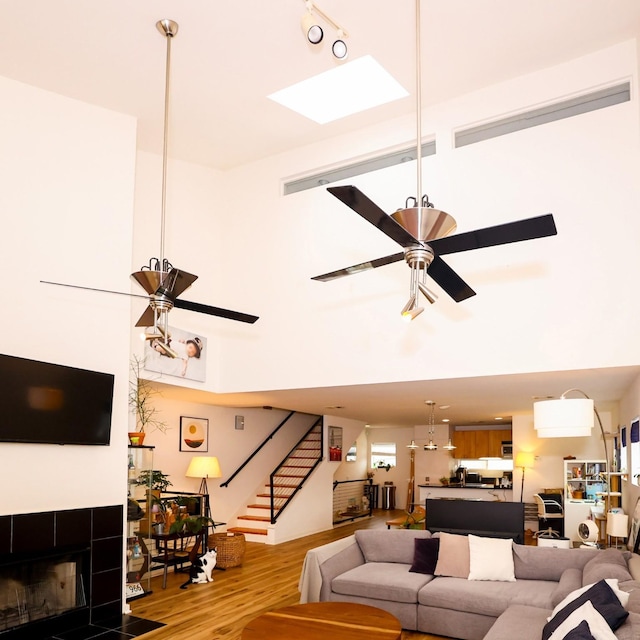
[606,512,629,538]
[514,451,535,469]
[186,456,221,479]
[534,398,594,438]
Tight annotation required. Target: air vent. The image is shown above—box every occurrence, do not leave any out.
[284,141,436,195]
[455,82,630,148]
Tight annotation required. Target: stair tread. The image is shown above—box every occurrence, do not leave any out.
[238,515,271,522]
[228,526,268,536]
[256,493,292,498]
[247,504,279,510]
[266,484,299,488]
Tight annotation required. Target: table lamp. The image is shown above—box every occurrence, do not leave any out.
[186,456,222,517]
[606,512,628,549]
[514,451,535,503]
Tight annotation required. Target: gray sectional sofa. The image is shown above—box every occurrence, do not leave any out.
[315,529,640,640]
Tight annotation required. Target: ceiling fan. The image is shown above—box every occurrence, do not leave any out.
[312,0,557,320]
[42,19,259,348]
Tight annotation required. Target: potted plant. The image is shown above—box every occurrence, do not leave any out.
[134,470,172,535]
[128,355,168,445]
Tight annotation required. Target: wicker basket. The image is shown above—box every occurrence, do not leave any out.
[209,532,246,568]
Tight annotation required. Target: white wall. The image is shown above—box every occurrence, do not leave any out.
[207,40,640,396]
[0,76,136,514]
[332,417,368,481]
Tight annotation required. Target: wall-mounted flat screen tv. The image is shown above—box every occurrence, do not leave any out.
[0,353,114,445]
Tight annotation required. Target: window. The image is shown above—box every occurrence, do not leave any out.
[371,442,396,469]
[620,426,628,474]
[630,419,640,486]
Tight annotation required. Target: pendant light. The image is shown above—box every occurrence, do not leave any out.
[424,400,437,451]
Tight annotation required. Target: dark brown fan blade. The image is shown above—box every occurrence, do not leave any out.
[429,214,556,256]
[161,268,198,298]
[174,299,259,324]
[427,256,476,302]
[312,252,404,282]
[328,186,421,248]
[135,306,156,327]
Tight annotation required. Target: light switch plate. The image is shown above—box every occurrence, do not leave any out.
[235,415,244,430]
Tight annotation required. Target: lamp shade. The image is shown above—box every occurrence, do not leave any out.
[514,451,535,469]
[534,398,594,438]
[606,512,628,538]
[186,456,221,479]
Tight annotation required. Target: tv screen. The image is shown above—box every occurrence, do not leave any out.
[0,353,114,445]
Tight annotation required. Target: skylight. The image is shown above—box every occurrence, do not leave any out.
[268,55,408,124]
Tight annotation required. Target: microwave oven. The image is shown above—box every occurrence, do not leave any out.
[501,442,513,458]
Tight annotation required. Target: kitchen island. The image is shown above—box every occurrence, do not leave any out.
[418,484,514,503]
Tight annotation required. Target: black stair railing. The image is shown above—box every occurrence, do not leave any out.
[270,417,323,524]
[219,411,296,488]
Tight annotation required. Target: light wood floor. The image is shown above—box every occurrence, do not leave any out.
[131,510,449,640]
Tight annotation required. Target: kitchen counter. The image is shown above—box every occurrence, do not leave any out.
[418,485,514,503]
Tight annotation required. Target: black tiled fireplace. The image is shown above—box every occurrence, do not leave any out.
[0,505,123,639]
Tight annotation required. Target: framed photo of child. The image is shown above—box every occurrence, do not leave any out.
[144,326,207,382]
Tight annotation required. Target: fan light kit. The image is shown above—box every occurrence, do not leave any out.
[311,0,557,320]
[42,20,259,334]
[301,0,348,60]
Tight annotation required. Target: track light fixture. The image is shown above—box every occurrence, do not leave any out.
[301,10,323,44]
[301,0,349,60]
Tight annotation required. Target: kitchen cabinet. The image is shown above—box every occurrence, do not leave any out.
[452,428,512,459]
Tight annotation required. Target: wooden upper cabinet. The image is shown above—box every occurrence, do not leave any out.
[452,428,512,458]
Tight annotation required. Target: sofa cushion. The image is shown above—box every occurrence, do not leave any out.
[547,601,616,640]
[409,537,439,575]
[418,576,558,617]
[513,544,596,581]
[354,529,431,564]
[628,555,640,582]
[468,534,515,582]
[582,550,633,587]
[552,569,585,607]
[543,580,629,640]
[483,605,556,640]
[434,532,470,578]
[332,562,433,604]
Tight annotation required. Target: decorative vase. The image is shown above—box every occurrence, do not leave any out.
[128,432,146,446]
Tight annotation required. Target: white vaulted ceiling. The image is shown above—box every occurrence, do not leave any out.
[1,1,639,169]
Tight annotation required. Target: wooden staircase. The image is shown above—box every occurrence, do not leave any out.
[228,422,323,542]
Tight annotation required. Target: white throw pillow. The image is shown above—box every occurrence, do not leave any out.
[467,534,515,582]
[548,579,629,621]
[548,601,617,640]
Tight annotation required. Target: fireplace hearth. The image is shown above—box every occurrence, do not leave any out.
[0,505,124,639]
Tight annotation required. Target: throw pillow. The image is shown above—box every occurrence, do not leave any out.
[550,579,630,617]
[548,602,616,640]
[409,537,440,575]
[467,534,515,582]
[543,580,629,640]
[434,532,470,579]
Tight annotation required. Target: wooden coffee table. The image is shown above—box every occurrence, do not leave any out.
[241,602,402,639]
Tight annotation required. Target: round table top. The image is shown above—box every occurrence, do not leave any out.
[241,602,402,640]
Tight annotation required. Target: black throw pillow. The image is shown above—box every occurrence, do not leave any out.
[562,620,597,640]
[409,537,439,575]
[542,580,629,640]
